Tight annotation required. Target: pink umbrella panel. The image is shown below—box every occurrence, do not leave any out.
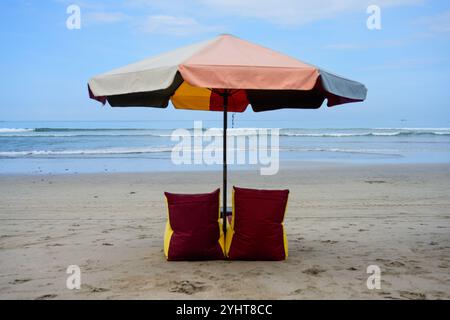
[88,34,367,113]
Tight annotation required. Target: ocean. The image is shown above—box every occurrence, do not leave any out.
[1,121,449,174]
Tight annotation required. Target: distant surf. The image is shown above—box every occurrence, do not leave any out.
[1,124,449,173]
[0,146,401,157]
[1,127,449,138]
[0,128,34,133]
[0,147,174,157]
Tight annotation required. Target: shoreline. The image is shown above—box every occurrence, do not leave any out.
[1,160,450,177]
[1,162,449,299]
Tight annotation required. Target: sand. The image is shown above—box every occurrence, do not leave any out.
[0,162,449,300]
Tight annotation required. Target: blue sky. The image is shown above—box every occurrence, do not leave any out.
[1,0,449,128]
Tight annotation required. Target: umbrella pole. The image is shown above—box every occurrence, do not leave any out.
[223,91,228,237]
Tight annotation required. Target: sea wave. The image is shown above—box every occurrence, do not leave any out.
[282,131,450,137]
[0,146,402,157]
[0,133,177,138]
[33,128,136,132]
[374,128,450,131]
[1,127,449,138]
[1,132,449,138]
[0,128,34,133]
[0,147,173,157]
[283,147,401,156]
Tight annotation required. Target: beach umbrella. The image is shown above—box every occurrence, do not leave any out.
[88,34,367,236]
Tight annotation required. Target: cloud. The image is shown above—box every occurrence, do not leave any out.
[139,15,225,36]
[65,0,426,34]
[416,10,450,34]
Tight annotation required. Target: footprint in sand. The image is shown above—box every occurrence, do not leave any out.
[84,284,109,293]
[399,291,426,300]
[365,180,386,184]
[379,291,400,300]
[91,287,109,293]
[303,267,326,276]
[46,243,64,247]
[35,294,57,300]
[243,269,264,277]
[290,288,304,295]
[169,280,206,295]
[387,261,405,267]
[320,240,339,244]
[10,278,32,285]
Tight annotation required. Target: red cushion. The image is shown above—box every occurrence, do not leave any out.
[227,186,289,260]
[164,189,225,261]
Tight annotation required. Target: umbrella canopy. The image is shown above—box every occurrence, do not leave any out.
[88,34,367,238]
[88,34,367,111]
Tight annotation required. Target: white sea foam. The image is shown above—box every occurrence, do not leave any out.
[281,147,401,156]
[0,128,34,133]
[283,133,369,137]
[0,146,402,157]
[374,128,450,131]
[0,147,173,157]
[1,127,449,138]
[282,131,450,137]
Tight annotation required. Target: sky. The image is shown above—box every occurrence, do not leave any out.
[0,0,449,128]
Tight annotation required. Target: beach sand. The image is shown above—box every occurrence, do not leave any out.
[0,163,449,300]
